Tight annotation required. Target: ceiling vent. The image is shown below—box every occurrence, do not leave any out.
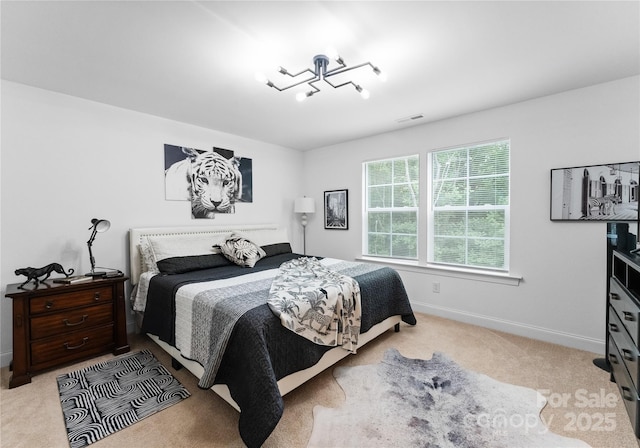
[396,114,424,123]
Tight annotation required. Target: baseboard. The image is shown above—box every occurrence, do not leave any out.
[127,320,138,335]
[1,351,12,369]
[411,302,605,355]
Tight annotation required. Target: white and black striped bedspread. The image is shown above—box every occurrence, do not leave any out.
[141,253,416,448]
[176,258,387,389]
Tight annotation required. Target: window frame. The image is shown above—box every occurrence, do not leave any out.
[362,154,420,260]
[362,139,510,273]
[426,139,510,271]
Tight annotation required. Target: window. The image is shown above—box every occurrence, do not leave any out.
[364,155,419,259]
[428,140,510,270]
[363,140,510,271]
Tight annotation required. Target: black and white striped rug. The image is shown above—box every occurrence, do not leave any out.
[57,349,190,448]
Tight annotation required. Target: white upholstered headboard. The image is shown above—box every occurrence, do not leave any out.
[129,223,286,285]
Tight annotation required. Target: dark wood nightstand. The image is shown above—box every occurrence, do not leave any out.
[5,275,130,388]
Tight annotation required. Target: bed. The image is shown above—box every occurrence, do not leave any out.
[129,224,416,447]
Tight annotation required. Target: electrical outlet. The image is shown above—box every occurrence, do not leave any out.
[432,282,440,293]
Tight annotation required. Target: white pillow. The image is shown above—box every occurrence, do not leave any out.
[138,229,288,274]
[147,233,229,264]
[138,237,160,274]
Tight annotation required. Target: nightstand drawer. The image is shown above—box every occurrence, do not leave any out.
[30,324,115,368]
[610,278,640,346]
[609,306,639,390]
[30,302,114,340]
[29,286,113,314]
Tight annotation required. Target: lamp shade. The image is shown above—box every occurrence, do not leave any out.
[294,197,315,214]
[91,218,111,233]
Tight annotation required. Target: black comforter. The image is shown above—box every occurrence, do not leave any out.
[141,253,416,447]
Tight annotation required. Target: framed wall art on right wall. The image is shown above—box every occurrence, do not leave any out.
[550,161,639,222]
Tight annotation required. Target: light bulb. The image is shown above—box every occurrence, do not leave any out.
[325,47,339,60]
[255,72,268,84]
[355,85,370,99]
[373,67,388,82]
[296,91,315,102]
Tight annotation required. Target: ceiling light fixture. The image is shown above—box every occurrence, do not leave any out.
[256,51,385,101]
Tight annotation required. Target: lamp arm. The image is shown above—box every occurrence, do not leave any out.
[87,230,98,272]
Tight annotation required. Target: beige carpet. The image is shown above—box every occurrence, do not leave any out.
[1,313,636,448]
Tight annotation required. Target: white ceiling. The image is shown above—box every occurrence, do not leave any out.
[2,1,639,151]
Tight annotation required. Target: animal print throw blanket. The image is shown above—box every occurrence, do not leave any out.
[268,257,361,352]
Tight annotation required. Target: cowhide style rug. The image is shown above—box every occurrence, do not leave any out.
[308,349,591,448]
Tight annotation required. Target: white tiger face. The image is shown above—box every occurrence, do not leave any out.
[189,151,242,217]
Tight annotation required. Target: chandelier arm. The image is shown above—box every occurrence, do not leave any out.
[306,80,322,94]
[282,68,316,78]
[323,57,346,74]
[323,78,359,90]
[269,74,320,92]
[325,61,376,78]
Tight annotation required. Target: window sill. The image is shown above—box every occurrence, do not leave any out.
[355,256,522,286]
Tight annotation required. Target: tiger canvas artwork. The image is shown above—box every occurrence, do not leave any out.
[164,145,251,219]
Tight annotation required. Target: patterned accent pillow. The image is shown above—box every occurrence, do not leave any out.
[217,234,266,268]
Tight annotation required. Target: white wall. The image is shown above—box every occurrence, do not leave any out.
[0,81,304,367]
[2,77,638,368]
[302,76,640,353]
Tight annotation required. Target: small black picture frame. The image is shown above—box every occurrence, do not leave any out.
[550,161,639,221]
[324,189,348,230]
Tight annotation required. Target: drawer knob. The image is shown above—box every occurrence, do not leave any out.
[609,353,619,364]
[94,292,101,300]
[623,311,636,322]
[622,349,636,362]
[63,315,88,327]
[45,301,54,309]
[609,323,619,332]
[64,337,89,350]
[610,293,620,301]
